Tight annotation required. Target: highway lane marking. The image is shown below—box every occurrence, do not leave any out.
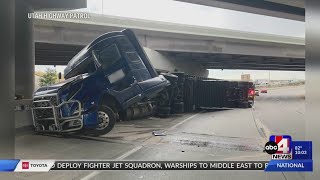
[80,145,143,180]
[81,112,204,180]
[168,111,205,131]
[116,145,143,160]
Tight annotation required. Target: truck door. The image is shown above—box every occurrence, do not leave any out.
[92,41,142,107]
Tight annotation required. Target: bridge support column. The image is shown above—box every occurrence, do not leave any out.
[306,1,320,180]
[0,0,15,158]
[15,0,34,99]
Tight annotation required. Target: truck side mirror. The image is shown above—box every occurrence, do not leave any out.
[58,72,62,80]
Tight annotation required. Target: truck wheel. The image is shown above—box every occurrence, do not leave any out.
[89,105,116,136]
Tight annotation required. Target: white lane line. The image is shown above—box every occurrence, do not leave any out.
[81,111,204,180]
[168,111,205,131]
[116,146,143,160]
[80,146,143,180]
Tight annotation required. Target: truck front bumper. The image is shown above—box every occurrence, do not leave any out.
[31,93,83,132]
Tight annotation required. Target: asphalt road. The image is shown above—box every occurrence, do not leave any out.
[253,86,305,140]
[80,86,305,180]
[88,86,305,180]
[4,86,305,180]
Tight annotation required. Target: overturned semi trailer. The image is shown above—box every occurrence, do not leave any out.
[153,72,254,116]
[182,74,254,112]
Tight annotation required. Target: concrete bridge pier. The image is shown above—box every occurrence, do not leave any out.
[15,0,35,99]
[0,0,86,159]
[0,0,15,159]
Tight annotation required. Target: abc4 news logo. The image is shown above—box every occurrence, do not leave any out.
[264,135,292,159]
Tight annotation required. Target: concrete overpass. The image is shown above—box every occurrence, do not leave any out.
[0,0,86,158]
[175,0,305,21]
[34,13,305,73]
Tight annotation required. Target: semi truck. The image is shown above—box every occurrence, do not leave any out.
[32,29,254,136]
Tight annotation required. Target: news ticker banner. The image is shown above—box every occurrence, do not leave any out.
[0,159,313,172]
[0,160,269,172]
[264,135,313,172]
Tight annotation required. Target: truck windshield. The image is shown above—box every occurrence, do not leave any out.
[95,44,121,70]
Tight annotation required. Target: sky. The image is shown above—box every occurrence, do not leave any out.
[208,69,304,80]
[36,66,305,81]
[36,0,305,80]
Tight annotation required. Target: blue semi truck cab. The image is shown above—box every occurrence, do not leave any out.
[32,29,170,135]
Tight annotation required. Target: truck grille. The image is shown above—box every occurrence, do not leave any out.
[33,95,58,106]
[33,94,58,119]
[34,109,54,119]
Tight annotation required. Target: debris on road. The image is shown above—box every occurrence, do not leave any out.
[152,131,166,136]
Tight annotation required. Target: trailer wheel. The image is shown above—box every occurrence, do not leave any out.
[238,102,249,108]
[88,105,116,136]
[172,102,184,113]
[158,106,171,118]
